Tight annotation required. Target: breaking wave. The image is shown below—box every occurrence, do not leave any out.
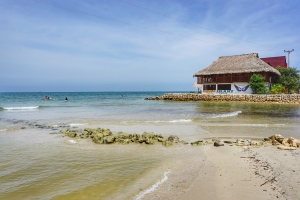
[69,123,88,127]
[169,119,192,123]
[199,123,285,127]
[208,110,242,118]
[144,119,192,123]
[134,170,170,200]
[2,106,39,110]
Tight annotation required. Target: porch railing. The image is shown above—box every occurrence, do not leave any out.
[198,76,250,84]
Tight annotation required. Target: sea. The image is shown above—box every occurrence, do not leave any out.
[1,92,300,200]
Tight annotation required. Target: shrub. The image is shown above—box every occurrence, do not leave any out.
[270,84,285,94]
[274,66,300,93]
[249,74,268,94]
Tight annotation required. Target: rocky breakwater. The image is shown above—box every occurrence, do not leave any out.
[59,128,300,150]
[266,134,300,150]
[216,134,300,150]
[145,93,300,104]
[60,127,183,147]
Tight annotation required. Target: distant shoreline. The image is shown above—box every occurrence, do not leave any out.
[145,93,300,104]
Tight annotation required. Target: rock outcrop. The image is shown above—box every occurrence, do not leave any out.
[60,128,300,150]
[60,128,184,147]
[265,134,300,150]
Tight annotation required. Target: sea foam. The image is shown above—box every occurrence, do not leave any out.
[209,110,242,118]
[169,119,192,123]
[145,119,192,123]
[134,170,170,200]
[199,123,285,127]
[69,123,88,127]
[3,106,39,110]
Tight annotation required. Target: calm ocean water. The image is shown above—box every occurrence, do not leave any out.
[1,92,300,199]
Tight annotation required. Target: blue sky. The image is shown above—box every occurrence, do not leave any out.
[1,0,300,92]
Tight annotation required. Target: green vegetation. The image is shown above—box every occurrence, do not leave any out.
[249,67,300,94]
[249,74,269,94]
[270,83,285,94]
[274,66,300,94]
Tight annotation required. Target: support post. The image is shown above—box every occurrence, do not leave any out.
[284,49,294,67]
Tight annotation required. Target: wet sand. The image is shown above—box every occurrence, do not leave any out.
[177,145,300,200]
[141,143,300,200]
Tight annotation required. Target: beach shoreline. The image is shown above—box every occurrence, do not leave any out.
[1,125,300,200]
[1,92,300,200]
[77,129,299,200]
[150,144,300,200]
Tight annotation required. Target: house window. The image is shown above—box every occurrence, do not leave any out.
[217,84,231,90]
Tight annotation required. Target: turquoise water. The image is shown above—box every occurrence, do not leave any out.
[1,92,300,199]
[1,92,300,137]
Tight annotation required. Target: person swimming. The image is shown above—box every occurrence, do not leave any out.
[65,97,68,101]
[45,96,50,100]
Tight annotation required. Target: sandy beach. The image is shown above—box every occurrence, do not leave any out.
[140,141,300,200]
[58,126,300,200]
[180,145,300,200]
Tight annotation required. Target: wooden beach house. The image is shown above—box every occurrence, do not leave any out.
[193,53,281,94]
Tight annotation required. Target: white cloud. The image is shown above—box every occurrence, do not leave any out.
[0,0,299,91]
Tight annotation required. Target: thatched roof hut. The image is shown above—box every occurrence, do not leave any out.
[194,53,281,76]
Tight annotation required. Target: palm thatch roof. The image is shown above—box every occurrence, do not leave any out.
[194,53,281,76]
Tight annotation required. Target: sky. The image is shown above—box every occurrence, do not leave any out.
[1,0,300,92]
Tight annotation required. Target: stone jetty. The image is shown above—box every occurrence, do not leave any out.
[60,127,182,147]
[59,127,300,150]
[145,93,300,104]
